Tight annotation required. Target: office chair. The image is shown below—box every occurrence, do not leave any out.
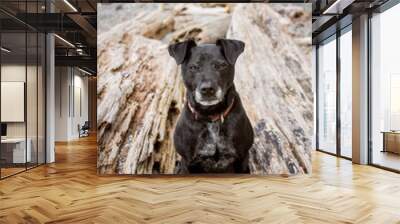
[79,121,90,138]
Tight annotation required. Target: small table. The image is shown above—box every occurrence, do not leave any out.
[381,131,400,154]
[1,138,31,164]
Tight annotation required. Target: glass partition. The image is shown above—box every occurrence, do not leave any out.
[1,31,28,177]
[0,1,46,179]
[317,35,337,154]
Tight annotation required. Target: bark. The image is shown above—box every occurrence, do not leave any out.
[97,3,312,175]
[97,4,232,174]
[97,33,184,174]
[228,4,313,174]
[98,4,231,44]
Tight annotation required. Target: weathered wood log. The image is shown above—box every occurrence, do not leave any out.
[97,3,312,175]
[163,4,231,44]
[227,4,313,174]
[97,33,184,174]
[98,4,232,44]
[97,4,232,175]
[98,5,175,43]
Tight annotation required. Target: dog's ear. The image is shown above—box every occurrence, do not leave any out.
[168,39,196,65]
[217,39,245,65]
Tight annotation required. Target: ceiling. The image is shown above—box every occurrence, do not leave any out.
[0,0,396,74]
[0,0,97,74]
[311,0,391,43]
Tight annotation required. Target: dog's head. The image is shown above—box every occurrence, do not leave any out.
[168,39,244,106]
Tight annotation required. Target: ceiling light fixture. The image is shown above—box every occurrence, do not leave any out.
[323,0,354,15]
[54,34,75,48]
[63,0,78,12]
[1,47,11,53]
[76,48,85,55]
[78,67,93,76]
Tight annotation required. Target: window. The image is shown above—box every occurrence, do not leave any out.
[318,36,337,154]
[370,3,400,171]
[340,27,352,158]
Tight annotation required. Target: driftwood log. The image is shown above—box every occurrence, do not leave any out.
[97,3,312,175]
[97,34,184,174]
[228,4,313,174]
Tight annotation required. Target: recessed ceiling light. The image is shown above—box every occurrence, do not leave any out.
[323,0,354,15]
[78,67,93,76]
[54,34,75,48]
[63,0,78,12]
[1,47,11,53]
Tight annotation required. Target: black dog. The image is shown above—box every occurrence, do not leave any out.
[168,39,254,174]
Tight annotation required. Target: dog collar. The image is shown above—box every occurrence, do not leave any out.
[187,98,235,123]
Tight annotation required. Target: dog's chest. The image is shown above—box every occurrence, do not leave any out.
[204,122,226,149]
[206,122,221,143]
[194,122,232,157]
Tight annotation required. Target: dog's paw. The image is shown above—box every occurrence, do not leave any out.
[174,161,189,174]
[214,157,235,171]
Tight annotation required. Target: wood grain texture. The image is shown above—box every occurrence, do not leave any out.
[97,34,182,174]
[97,4,232,175]
[1,135,400,223]
[228,4,313,174]
[97,4,312,174]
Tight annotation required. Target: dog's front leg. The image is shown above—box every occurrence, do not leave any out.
[238,153,250,173]
[175,159,190,174]
[214,156,236,172]
[214,142,237,172]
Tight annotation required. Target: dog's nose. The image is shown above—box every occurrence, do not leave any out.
[200,86,215,96]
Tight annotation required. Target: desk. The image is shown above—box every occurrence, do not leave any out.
[382,131,400,154]
[1,138,31,163]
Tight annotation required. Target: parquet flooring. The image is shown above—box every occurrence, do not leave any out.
[1,167,26,178]
[1,135,400,223]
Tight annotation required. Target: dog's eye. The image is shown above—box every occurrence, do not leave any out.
[213,63,227,70]
[189,65,199,72]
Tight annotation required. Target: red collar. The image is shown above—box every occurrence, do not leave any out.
[187,98,235,123]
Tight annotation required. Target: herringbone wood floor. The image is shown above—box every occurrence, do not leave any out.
[1,135,400,224]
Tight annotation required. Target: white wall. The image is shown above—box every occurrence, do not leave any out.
[55,67,69,141]
[54,67,89,141]
[1,65,38,138]
[72,73,89,138]
[1,65,26,139]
